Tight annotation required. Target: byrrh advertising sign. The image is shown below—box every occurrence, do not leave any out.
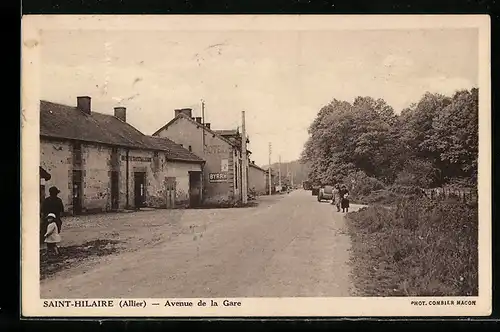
[209,172,228,183]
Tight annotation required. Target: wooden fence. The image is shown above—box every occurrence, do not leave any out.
[422,186,478,203]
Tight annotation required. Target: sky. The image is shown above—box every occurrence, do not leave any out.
[40,28,478,166]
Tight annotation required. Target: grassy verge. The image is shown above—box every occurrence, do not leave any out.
[346,197,478,296]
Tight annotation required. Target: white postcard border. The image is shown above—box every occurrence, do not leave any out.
[21,14,492,317]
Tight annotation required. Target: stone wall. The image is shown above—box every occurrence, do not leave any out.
[40,139,72,211]
[41,138,202,214]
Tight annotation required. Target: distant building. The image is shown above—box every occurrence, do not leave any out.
[40,97,205,215]
[248,161,268,195]
[265,168,278,194]
[152,108,250,205]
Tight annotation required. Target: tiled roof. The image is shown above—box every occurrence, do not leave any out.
[152,113,239,148]
[249,163,267,173]
[40,100,150,149]
[143,136,204,163]
[40,100,204,163]
[215,129,250,148]
[214,129,238,136]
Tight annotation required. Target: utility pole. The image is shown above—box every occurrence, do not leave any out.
[268,142,272,195]
[278,155,282,188]
[286,162,289,185]
[201,99,206,153]
[291,170,294,187]
[241,111,248,204]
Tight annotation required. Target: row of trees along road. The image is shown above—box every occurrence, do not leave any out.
[300,88,478,190]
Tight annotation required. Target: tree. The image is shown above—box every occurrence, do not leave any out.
[302,96,398,183]
[398,92,452,160]
[394,159,440,188]
[424,88,479,183]
[301,88,478,191]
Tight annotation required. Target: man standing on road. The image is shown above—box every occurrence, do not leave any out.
[332,184,341,212]
[41,186,65,235]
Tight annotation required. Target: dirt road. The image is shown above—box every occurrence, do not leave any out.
[40,190,361,298]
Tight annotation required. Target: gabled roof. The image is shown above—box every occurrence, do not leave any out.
[143,136,204,163]
[41,100,151,149]
[249,163,267,173]
[215,129,250,146]
[152,113,238,148]
[40,100,204,163]
[214,129,239,137]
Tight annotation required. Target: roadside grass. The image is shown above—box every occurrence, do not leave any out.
[346,197,478,296]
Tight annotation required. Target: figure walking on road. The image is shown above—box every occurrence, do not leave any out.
[44,213,61,257]
[340,185,350,213]
[41,186,65,236]
[332,184,341,212]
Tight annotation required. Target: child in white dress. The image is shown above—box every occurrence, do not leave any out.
[44,213,61,256]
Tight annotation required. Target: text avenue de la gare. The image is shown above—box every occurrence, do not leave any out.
[43,299,243,308]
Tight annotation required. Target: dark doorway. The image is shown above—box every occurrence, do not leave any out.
[134,172,146,208]
[111,171,119,210]
[189,171,202,207]
[72,170,83,215]
[164,177,176,209]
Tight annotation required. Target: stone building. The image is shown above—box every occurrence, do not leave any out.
[152,108,250,205]
[248,161,268,196]
[40,97,205,215]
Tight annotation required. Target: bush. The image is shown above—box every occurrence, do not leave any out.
[389,184,422,195]
[347,198,478,296]
[353,185,427,206]
[357,189,399,205]
[345,171,386,198]
[394,159,439,188]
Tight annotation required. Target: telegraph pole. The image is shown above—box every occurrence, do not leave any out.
[278,155,282,188]
[268,142,272,195]
[241,111,248,204]
[286,162,289,186]
[201,99,206,152]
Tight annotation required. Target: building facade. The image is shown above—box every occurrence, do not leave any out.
[248,161,268,195]
[40,97,205,215]
[152,108,249,205]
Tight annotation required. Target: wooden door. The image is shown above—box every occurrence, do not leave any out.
[164,177,176,209]
[134,172,146,208]
[72,170,83,215]
[189,171,202,207]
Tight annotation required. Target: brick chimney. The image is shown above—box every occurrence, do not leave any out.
[77,96,91,114]
[205,123,211,129]
[195,117,202,124]
[174,108,193,118]
[114,107,126,122]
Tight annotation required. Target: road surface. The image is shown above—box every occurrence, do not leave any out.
[40,189,361,298]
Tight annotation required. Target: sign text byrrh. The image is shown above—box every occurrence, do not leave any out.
[209,172,228,183]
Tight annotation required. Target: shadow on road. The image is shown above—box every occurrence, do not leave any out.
[40,239,123,280]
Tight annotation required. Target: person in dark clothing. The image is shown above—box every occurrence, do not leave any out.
[340,185,350,213]
[41,186,64,234]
